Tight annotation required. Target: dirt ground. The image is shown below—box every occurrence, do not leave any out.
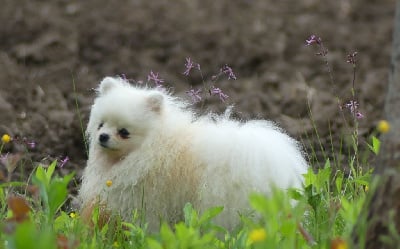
[0,0,395,190]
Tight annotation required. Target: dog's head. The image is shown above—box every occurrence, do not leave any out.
[87,77,164,159]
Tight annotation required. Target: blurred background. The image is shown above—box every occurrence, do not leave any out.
[0,0,395,185]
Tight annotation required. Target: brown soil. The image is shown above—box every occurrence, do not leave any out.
[0,0,395,191]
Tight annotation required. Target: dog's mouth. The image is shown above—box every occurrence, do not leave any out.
[99,142,108,148]
[98,142,118,151]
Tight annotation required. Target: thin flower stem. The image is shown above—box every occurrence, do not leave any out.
[183,57,232,107]
[320,44,336,90]
[352,64,356,94]
[351,63,359,169]
[71,73,89,157]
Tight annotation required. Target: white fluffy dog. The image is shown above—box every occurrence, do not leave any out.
[78,77,308,230]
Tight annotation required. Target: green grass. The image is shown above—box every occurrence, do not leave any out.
[0,137,375,249]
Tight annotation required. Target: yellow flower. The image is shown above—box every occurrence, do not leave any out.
[69,212,76,218]
[113,241,120,248]
[377,120,390,134]
[106,180,113,187]
[248,228,267,243]
[1,134,11,144]
[331,238,348,249]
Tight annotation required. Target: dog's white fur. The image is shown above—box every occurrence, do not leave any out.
[79,77,308,230]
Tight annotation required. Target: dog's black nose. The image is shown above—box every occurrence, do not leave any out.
[99,133,109,143]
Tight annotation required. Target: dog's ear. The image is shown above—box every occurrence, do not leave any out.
[98,77,120,95]
[147,93,163,113]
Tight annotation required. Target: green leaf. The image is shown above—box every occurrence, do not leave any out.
[352,173,371,186]
[45,160,57,182]
[32,174,50,215]
[198,206,223,225]
[304,167,317,187]
[249,193,269,213]
[288,188,303,201]
[32,166,74,221]
[368,135,381,155]
[35,165,49,188]
[54,211,70,231]
[160,223,176,247]
[0,182,27,189]
[9,222,57,249]
[146,238,163,249]
[317,160,331,190]
[184,202,198,227]
[335,171,344,194]
[48,180,69,218]
[304,184,321,212]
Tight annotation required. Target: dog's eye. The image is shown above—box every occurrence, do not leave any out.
[98,122,104,130]
[118,128,130,139]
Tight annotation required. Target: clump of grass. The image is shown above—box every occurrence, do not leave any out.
[0,156,370,248]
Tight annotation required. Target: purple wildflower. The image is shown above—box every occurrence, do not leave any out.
[59,156,69,168]
[0,152,9,165]
[147,71,165,86]
[183,57,200,76]
[306,34,328,56]
[221,64,237,80]
[186,88,202,103]
[18,137,36,149]
[3,135,36,149]
[344,100,364,119]
[26,141,36,149]
[346,52,358,65]
[355,112,364,119]
[305,35,322,46]
[345,100,359,113]
[210,86,229,102]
